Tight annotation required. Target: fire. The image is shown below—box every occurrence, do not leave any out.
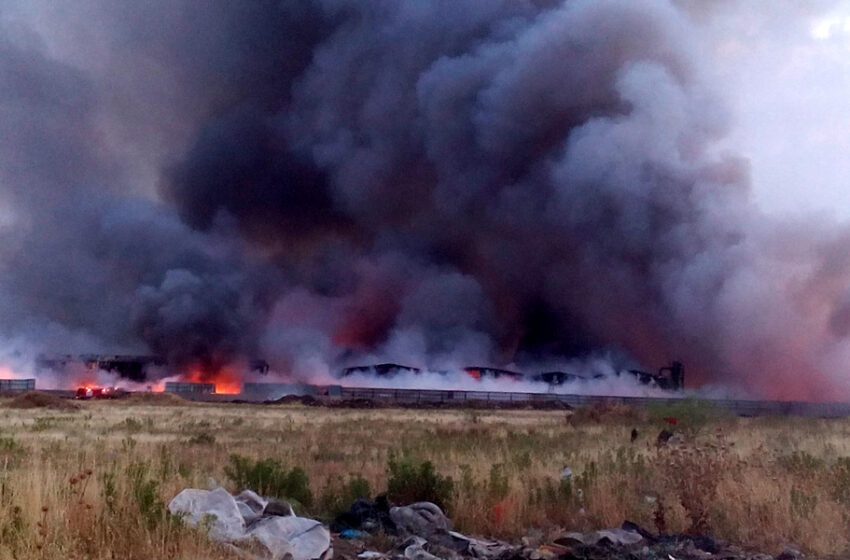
[149,380,166,392]
[184,365,241,394]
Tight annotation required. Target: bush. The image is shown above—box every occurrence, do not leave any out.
[120,417,144,433]
[830,457,850,505]
[778,451,824,472]
[0,504,26,555]
[187,432,216,445]
[127,461,166,529]
[647,397,729,437]
[225,455,313,508]
[386,453,453,511]
[487,464,510,500]
[656,441,739,533]
[568,402,648,425]
[0,436,25,467]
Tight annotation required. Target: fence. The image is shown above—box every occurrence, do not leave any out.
[336,386,850,417]
[11,378,850,417]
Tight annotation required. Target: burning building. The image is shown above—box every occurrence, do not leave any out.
[33,354,268,391]
[463,367,524,382]
[531,371,606,385]
[342,363,422,378]
[626,361,685,391]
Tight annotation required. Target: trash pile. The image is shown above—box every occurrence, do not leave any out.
[334,502,806,560]
[170,488,807,560]
[334,500,516,560]
[168,487,332,560]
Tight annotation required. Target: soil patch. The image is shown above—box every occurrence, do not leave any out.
[5,391,79,410]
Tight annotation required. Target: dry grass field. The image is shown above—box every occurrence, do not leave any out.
[2,394,850,559]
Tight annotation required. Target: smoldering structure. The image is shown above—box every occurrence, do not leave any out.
[1,1,850,398]
[31,355,682,395]
[34,355,269,384]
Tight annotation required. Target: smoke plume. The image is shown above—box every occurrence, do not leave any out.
[1,0,849,399]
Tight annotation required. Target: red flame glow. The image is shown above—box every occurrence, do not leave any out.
[183,365,241,394]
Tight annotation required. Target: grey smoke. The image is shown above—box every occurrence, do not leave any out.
[0,0,848,397]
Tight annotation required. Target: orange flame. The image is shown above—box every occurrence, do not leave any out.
[149,380,166,392]
[66,369,99,390]
[183,365,241,394]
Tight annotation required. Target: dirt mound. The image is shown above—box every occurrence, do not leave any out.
[270,394,323,406]
[273,394,308,405]
[121,392,188,405]
[6,391,79,410]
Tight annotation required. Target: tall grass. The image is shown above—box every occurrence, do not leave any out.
[0,400,849,557]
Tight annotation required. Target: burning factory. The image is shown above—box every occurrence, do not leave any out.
[24,352,685,397]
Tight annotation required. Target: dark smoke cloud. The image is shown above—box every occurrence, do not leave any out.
[1,0,849,398]
[0,24,277,369]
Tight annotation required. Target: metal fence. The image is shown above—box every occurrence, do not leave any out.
[336,386,850,417]
[11,378,850,417]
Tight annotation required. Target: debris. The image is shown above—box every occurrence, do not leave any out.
[327,497,795,560]
[358,552,386,559]
[333,496,396,534]
[340,529,369,540]
[168,487,331,560]
[554,532,584,547]
[631,428,639,442]
[402,540,440,560]
[621,520,654,540]
[235,489,267,524]
[777,545,804,560]
[594,528,644,546]
[389,502,451,538]
[237,490,268,514]
[264,499,295,517]
[538,544,570,557]
[425,529,510,559]
[553,528,643,548]
[560,465,573,480]
[244,515,332,560]
[168,487,245,541]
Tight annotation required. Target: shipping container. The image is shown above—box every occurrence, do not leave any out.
[0,378,36,392]
[164,382,214,394]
